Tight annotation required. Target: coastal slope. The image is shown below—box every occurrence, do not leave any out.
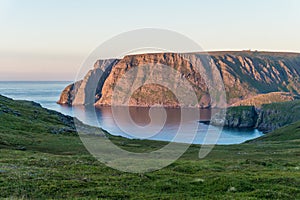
[1,94,300,199]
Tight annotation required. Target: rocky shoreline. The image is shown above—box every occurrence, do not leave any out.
[210,100,300,133]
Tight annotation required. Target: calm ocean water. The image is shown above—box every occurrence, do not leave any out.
[0,81,263,144]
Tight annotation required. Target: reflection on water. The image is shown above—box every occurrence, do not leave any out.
[72,106,263,145]
[0,81,264,145]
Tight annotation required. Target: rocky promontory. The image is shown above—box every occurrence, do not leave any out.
[211,100,300,133]
[58,51,300,108]
[211,106,258,128]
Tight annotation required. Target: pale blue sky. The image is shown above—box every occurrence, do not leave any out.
[0,0,299,80]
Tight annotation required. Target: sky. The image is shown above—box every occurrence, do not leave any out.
[0,0,299,81]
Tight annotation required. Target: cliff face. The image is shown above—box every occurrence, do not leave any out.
[58,51,300,107]
[255,100,300,132]
[57,59,118,105]
[95,53,223,107]
[210,51,300,104]
[210,106,258,128]
[210,100,300,132]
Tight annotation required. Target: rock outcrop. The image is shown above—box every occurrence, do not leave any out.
[211,100,300,132]
[211,106,258,128]
[255,100,300,133]
[58,51,300,107]
[58,59,118,105]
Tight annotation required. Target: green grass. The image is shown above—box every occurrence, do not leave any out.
[250,120,300,142]
[1,95,300,199]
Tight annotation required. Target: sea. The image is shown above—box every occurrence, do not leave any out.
[0,81,263,145]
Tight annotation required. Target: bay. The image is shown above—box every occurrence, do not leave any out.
[0,81,263,144]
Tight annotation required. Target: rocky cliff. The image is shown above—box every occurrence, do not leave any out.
[256,100,300,132]
[211,106,258,128]
[211,100,300,132]
[58,51,300,107]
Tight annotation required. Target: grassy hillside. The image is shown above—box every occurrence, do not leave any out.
[1,95,300,199]
[250,120,300,142]
[231,92,299,108]
[0,95,86,154]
